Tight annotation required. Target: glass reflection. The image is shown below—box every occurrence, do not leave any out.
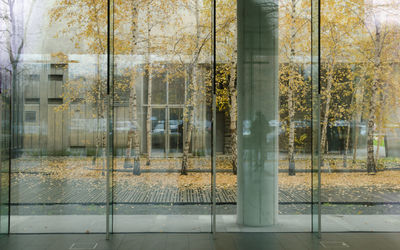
[169,108,183,154]
[320,0,400,232]
[151,108,166,155]
[1,0,108,233]
[2,0,399,236]
[216,0,313,232]
[112,0,212,232]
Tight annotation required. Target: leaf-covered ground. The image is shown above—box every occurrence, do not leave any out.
[9,156,400,189]
[6,156,400,215]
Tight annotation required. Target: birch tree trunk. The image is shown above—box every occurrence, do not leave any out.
[11,63,19,155]
[181,0,200,175]
[132,81,141,175]
[90,0,106,168]
[287,0,297,176]
[123,4,141,174]
[101,95,106,175]
[93,80,106,175]
[7,0,37,155]
[352,122,359,164]
[352,70,366,163]
[92,55,104,168]
[343,94,354,168]
[93,99,100,165]
[287,84,295,175]
[144,6,153,165]
[229,61,238,174]
[320,65,334,169]
[366,22,382,174]
[376,79,387,167]
[181,66,197,175]
[367,82,377,174]
[343,119,351,168]
[375,121,382,164]
[146,39,153,166]
[124,70,141,175]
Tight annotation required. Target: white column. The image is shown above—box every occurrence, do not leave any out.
[236,0,279,226]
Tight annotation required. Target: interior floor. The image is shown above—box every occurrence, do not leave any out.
[1,232,400,250]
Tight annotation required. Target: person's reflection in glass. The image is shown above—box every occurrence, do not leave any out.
[250,111,268,168]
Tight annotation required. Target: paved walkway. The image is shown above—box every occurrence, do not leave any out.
[10,176,400,205]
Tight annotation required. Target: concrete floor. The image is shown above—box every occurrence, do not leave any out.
[1,232,400,250]
[10,214,400,233]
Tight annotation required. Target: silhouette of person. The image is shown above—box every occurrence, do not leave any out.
[250,111,269,168]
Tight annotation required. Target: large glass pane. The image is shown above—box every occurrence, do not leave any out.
[112,0,212,232]
[320,0,400,232]
[0,70,11,235]
[215,0,313,232]
[311,0,321,234]
[3,0,108,233]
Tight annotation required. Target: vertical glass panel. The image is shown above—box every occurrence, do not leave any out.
[4,0,107,233]
[0,72,11,235]
[112,0,212,232]
[311,0,321,234]
[216,0,313,232]
[320,0,400,232]
[106,0,114,237]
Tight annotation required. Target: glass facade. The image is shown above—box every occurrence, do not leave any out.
[0,0,108,233]
[319,0,400,232]
[0,0,400,236]
[111,0,212,232]
[0,70,11,235]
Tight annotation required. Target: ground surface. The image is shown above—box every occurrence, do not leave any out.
[5,156,400,216]
[2,232,400,250]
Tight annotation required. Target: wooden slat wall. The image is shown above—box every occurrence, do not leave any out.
[48,65,64,99]
[23,104,40,150]
[69,104,80,147]
[47,104,64,153]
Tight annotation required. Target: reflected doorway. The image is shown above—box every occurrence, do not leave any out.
[151,108,184,157]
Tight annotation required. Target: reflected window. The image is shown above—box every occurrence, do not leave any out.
[151,73,167,104]
[169,76,185,104]
[25,111,36,122]
[169,108,183,153]
[152,108,166,153]
[48,74,63,81]
[28,74,40,81]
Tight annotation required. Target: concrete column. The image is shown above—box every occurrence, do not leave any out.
[237,0,279,226]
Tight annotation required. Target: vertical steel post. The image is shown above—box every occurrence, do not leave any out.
[211,0,217,237]
[106,0,114,240]
[311,0,321,238]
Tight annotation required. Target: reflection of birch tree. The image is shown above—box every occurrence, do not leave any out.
[217,0,238,174]
[279,0,310,175]
[173,0,210,175]
[346,0,400,173]
[0,0,37,155]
